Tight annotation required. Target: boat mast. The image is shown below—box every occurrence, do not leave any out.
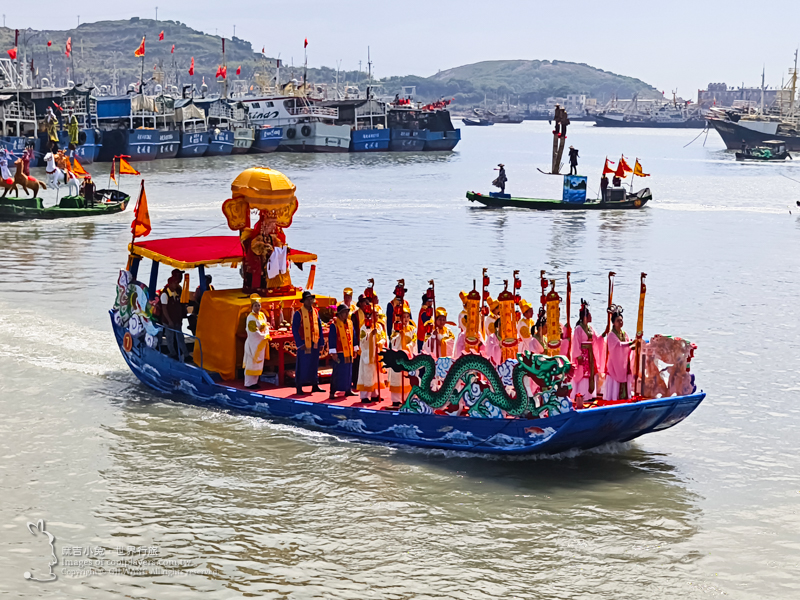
[760,66,765,116]
[367,46,373,128]
[791,49,798,119]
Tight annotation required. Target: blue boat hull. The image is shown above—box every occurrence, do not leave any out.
[37,129,101,164]
[1,136,40,160]
[206,130,234,156]
[177,132,210,158]
[390,129,426,152]
[155,130,180,160]
[98,130,160,162]
[111,314,706,455]
[423,129,461,151]
[251,128,282,154]
[351,129,391,152]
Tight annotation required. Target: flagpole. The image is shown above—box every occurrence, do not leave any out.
[630,158,636,192]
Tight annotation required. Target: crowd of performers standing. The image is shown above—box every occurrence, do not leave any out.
[237,274,639,408]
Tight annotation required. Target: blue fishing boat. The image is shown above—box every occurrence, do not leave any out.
[96,95,179,162]
[0,94,39,156]
[251,127,282,153]
[421,129,461,152]
[322,98,391,152]
[174,99,210,158]
[112,168,705,456]
[31,86,102,163]
[195,97,235,156]
[389,129,426,152]
[387,93,460,152]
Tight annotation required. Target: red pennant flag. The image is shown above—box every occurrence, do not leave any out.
[71,156,89,177]
[65,37,72,57]
[52,101,63,112]
[131,181,152,239]
[159,31,164,41]
[602,157,615,176]
[261,46,265,54]
[188,57,195,76]
[236,65,241,75]
[110,159,117,185]
[171,44,175,54]
[221,66,227,79]
[215,65,221,78]
[134,36,146,58]
[619,156,633,173]
[633,159,650,177]
[6,48,17,60]
[119,157,141,176]
[47,40,52,47]
[304,38,308,48]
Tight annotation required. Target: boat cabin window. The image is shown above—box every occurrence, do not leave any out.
[20,122,35,137]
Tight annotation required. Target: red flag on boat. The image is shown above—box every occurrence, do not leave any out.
[52,101,63,112]
[304,38,308,48]
[602,157,615,176]
[110,158,117,185]
[65,37,72,57]
[119,157,140,176]
[134,36,146,58]
[159,31,164,41]
[6,48,17,60]
[619,156,633,173]
[171,44,175,54]
[47,40,52,47]
[188,57,194,76]
[131,181,152,239]
[236,65,241,75]
[261,46,265,54]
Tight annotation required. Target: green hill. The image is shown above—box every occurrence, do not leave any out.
[383,59,662,105]
[1,21,659,104]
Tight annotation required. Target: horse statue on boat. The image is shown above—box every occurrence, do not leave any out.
[7,159,47,197]
[43,151,80,197]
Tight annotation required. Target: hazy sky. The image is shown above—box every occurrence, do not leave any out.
[4,1,799,98]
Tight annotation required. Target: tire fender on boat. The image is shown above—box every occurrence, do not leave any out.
[286,128,297,139]
[301,125,312,137]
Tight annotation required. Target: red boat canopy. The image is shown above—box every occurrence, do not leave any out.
[129,236,317,269]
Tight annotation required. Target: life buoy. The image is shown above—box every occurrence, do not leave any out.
[286,128,297,139]
[301,125,312,137]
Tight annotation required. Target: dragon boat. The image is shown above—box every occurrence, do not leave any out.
[111,167,704,455]
[0,190,129,221]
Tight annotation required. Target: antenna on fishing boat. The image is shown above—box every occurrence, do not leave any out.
[367,46,372,99]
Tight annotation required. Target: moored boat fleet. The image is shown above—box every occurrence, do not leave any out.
[0,73,461,164]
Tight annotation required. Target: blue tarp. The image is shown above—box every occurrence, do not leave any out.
[96,97,131,119]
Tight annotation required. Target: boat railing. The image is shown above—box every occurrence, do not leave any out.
[286,105,339,119]
[160,325,205,371]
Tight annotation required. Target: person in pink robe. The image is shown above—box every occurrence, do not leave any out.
[570,301,605,402]
[603,305,634,400]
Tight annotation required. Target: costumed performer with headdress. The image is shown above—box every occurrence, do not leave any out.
[389,300,417,407]
[570,300,606,402]
[328,304,357,399]
[423,307,455,358]
[243,294,271,389]
[602,304,634,400]
[292,291,324,395]
[386,280,407,337]
[417,288,435,353]
[356,289,387,403]
[482,297,502,366]
[0,149,12,185]
[517,299,543,354]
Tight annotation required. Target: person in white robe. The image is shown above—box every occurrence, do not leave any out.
[243,294,271,388]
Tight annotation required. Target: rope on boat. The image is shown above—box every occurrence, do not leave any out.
[683,126,709,148]
[190,222,228,237]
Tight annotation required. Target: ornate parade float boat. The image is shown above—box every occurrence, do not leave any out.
[111,168,704,455]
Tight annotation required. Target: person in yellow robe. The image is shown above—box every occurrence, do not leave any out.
[389,301,416,407]
[423,307,455,358]
[243,294,271,388]
[517,299,543,354]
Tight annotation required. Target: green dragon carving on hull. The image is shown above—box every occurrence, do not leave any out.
[380,349,573,418]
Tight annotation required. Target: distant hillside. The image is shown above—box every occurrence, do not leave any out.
[382,59,662,105]
[0,19,362,93]
[0,21,660,104]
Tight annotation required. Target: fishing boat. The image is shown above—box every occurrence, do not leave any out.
[174,99,210,158]
[251,126,282,153]
[323,97,391,152]
[387,96,461,152]
[735,140,792,161]
[30,85,102,164]
[462,117,494,126]
[111,167,703,455]
[591,93,706,129]
[195,97,235,156]
[0,94,39,156]
[467,187,652,210]
[96,95,180,162]
[0,189,129,221]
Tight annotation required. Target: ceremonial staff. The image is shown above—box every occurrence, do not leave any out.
[633,272,647,397]
[366,278,381,400]
[602,271,616,378]
[565,271,572,359]
[429,279,437,359]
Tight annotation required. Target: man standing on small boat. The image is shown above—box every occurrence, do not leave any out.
[568,146,579,175]
[328,304,357,399]
[492,164,507,195]
[292,291,324,395]
[80,175,96,208]
[160,271,188,362]
[244,294,271,389]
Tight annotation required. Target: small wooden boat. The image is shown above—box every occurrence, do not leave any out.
[735,140,792,162]
[467,187,651,210]
[0,189,129,221]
